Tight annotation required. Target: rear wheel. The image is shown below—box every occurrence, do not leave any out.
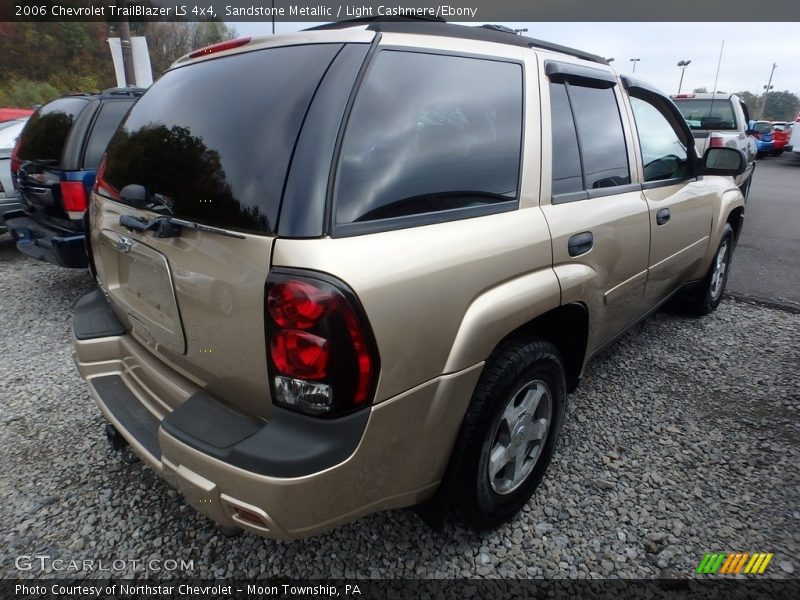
[687,224,734,315]
[450,338,566,529]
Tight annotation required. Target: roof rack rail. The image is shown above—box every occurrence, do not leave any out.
[305,15,444,30]
[101,87,146,97]
[306,19,607,65]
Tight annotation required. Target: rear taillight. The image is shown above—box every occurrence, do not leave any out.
[10,140,22,176]
[60,181,88,214]
[709,135,724,148]
[94,155,120,200]
[753,132,761,140]
[188,37,251,59]
[265,271,379,417]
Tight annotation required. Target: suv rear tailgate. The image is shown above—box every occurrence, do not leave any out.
[89,42,348,419]
[92,195,274,419]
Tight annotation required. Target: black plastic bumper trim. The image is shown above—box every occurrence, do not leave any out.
[73,289,126,340]
[91,375,161,458]
[162,393,370,478]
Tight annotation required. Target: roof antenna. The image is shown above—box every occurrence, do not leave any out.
[711,40,725,96]
[709,40,725,120]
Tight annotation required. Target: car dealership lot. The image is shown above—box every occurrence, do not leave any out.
[1,165,798,579]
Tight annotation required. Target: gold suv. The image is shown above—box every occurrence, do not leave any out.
[72,21,747,539]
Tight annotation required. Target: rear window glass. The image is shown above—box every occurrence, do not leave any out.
[673,99,737,130]
[16,97,88,163]
[335,51,523,225]
[83,100,132,169]
[102,44,342,234]
[752,122,771,134]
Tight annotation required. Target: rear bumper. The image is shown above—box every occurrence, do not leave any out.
[0,198,23,231]
[71,289,482,539]
[5,212,87,268]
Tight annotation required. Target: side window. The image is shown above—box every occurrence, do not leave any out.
[335,50,523,226]
[568,85,630,189]
[549,82,583,195]
[630,97,690,182]
[83,101,131,169]
[549,80,630,200]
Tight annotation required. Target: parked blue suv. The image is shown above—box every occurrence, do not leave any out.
[5,88,143,268]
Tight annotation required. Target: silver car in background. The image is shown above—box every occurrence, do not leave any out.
[0,118,28,233]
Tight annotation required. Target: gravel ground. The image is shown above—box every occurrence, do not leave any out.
[1,231,798,581]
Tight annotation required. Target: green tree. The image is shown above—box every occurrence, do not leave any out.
[693,87,708,93]
[735,91,759,119]
[141,22,237,78]
[762,91,800,121]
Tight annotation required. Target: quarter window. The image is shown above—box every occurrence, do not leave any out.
[335,51,523,225]
[630,96,690,182]
[83,101,132,169]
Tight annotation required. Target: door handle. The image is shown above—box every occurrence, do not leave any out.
[568,232,593,257]
[656,208,671,226]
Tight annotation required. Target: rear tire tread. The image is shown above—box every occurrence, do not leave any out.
[449,337,566,530]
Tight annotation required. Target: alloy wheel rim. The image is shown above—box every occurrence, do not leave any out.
[487,379,552,495]
[710,241,729,300]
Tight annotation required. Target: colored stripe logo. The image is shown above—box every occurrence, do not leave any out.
[697,552,773,574]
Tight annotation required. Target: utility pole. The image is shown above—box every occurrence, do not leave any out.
[677,60,691,93]
[759,62,777,119]
[118,16,136,87]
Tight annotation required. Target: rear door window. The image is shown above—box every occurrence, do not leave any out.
[549,79,630,201]
[16,97,88,164]
[568,85,630,189]
[102,44,343,235]
[334,50,523,228]
[83,100,132,169]
[549,83,583,195]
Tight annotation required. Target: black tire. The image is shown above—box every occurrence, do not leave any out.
[450,337,566,530]
[687,224,734,316]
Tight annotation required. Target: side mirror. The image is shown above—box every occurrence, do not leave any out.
[702,147,746,176]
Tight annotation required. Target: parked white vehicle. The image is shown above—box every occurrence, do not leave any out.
[671,93,757,199]
[790,114,800,157]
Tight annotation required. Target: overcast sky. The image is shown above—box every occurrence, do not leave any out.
[229,21,799,96]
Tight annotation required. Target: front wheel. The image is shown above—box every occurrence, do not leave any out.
[687,224,734,315]
[450,338,566,530]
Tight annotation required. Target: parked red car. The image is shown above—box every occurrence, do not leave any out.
[0,108,34,123]
[770,122,791,155]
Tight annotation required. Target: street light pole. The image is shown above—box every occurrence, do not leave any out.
[759,62,777,119]
[118,17,136,87]
[630,58,641,73]
[677,60,691,93]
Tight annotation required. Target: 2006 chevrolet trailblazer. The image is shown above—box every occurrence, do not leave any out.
[72,20,747,539]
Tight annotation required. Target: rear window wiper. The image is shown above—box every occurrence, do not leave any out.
[119,214,245,239]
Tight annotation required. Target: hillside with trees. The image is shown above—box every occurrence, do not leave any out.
[0,21,236,107]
